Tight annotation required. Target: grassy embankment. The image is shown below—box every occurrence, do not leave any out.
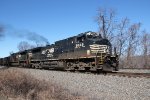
[0,68,82,100]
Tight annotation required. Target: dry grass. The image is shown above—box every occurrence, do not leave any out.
[0,68,82,100]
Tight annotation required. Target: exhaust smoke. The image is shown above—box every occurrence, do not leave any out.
[0,24,49,45]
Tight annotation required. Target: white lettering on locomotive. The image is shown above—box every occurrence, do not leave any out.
[75,43,85,48]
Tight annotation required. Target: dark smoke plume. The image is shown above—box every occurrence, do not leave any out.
[0,24,49,45]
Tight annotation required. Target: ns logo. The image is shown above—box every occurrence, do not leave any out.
[42,48,54,57]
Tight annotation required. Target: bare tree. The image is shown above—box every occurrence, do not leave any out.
[141,31,150,68]
[126,23,141,68]
[18,41,35,51]
[112,18,129,68]
[96,8,116,41]
[116,18,129,58]
[95,7,150,69]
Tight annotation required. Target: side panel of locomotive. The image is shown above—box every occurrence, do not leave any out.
[27,45,64,69]
[0,57,10,66]
[9,53,20,66]
[54,31,118,71]
[39,45,63,69]
[0,58,2,65]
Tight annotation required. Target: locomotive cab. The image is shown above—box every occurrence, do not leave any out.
[62,31,119,71]
[76,31,118,71]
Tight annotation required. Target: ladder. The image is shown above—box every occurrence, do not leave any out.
[98,53,104,65]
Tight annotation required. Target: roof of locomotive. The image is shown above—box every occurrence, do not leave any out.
[55,31,98,43]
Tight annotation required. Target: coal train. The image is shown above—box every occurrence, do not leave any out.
[0,31,119,72]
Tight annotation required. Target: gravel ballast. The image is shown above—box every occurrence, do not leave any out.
[13,68,150,100]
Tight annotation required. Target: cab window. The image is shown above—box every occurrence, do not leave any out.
[77,35,86,42]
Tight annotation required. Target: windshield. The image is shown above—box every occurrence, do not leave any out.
[86,32,100,39]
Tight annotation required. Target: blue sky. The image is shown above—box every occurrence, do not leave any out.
[0,0,150,57]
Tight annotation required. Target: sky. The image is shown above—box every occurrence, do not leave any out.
[0,0,150,57]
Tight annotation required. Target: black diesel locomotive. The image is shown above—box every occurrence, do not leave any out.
[0,31,119,71]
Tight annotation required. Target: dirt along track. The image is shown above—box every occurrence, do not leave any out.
[2,65,150,78]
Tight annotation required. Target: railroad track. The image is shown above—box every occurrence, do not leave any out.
[2,66,150,78]
[106,72,150,78]
[66,70,150,78]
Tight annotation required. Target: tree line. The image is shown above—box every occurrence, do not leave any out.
[96,8,150,68]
